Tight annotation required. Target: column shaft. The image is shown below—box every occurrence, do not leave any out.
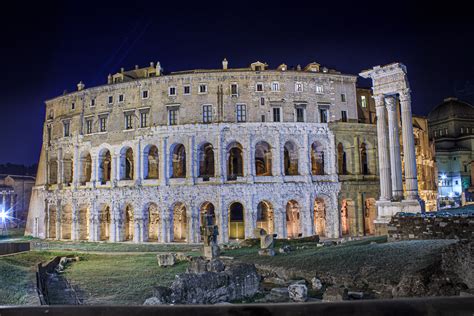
[386,96,404,200]
[374,96,392,201]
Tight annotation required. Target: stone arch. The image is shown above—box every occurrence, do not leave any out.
[284,141,299,175]
[98,148,112,184]
[61,204,73,240]
[286,200,301,238]
[99,204,111,241]
[228,201,245,239]
[198,142,215,178]
[227,142,244,180]
[311,141,325,175]
[78,205,89,240]
[123,204,134,241]
[63,153,73,185]
[143,145,159,179]
[48,205,57,239]
[49,157,58,184]
[364,198,377,235]
[337,142,348,175]
[146,202,161,241]
[170,143,186,178]
[314,197,327,237]
[256,200,274,234]
[120,147,134,180]
[360,142,369,175]
[200,201,216,227]
[340,199,355,236]
[255,141,272,176]
[79,151,92,185]
[172,202,187,241]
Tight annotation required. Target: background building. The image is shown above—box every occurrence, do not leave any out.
[0,174,35,226]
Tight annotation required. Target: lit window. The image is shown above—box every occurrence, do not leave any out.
[140,111,149,128]
[63,121,70,137]
[271,82,280,91]
[124,113,133,130]
[199,84,207,94]
[184,85,191,95]
[273,108,281,122]
[142,90,149,99]
[236,104,246,122]
[99,116,107,132]
[341,111,347,122]
[295,82,303,92]
[108,96,113,104]
[361,95,367,108]
[202,105,212,123]
[168,108,178,125]
[256,83,263,92]
[316,85,323,94]
[119,94,124,102]
[169,87,176,96]
[231,84,238,96]
[90,98,96,107]
[341,94,346,102]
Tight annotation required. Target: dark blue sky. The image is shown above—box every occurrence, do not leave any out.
[1,0,473,164]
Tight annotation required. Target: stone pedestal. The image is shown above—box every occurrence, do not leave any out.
[374,199,422,235]
[203,244,220,259]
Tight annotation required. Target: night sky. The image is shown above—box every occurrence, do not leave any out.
[1,1,473,165]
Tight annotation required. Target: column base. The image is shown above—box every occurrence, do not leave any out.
[374,199,422,235]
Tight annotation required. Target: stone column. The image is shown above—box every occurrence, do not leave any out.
[45,201,50,238]
[1,192,5,211]
[134,141,142,185]
[272,133,281,178]
[385,96,404,200]
[56,201,62,240]
[58,147,64,185]
[247,135,254,182]
[374,95,392,201]
[353,136,360,175]
[399,89,419,200]
[215,132,223,182]
[73,145,79,188]
[160,137,168,186]
[71,203,78,241]
[91,154,98,188]
[187,136,195,184]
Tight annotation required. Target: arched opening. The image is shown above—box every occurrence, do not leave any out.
[49,159,58,184]
[227,142,244,180]
[99,205,111,241]
[200,202,216,241]
[198,143,215,178]
[171,144,186,178]
[256,201,274,234]
[311,142,325,175]
[79,152,92,185]
[364,198,377,235]
[120,147,134,180]
[255,141,272,176]
[340,199,351,236]
[144,145,159,179]
[337,143,347,175]
[61,205,72,240]
[63,153,73,185]
[314,198,326,237]
[172,202,187,241]
[78,205,89,240]
[286,200,301,238]
[124,204,134,241]
[360,143,369,175]
[98,149,112,184]
[229,202,244,239]
[147,203,160,241]
[284,141,299,175]
[48,205,57,239]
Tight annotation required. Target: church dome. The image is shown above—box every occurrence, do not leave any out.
[428,97,474,122]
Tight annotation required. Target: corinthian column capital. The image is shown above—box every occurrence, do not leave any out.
[384,96,397,112]
[399,88,411,103]
[373,94,385,107]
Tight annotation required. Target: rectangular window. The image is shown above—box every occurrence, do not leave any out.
[169,87,176,96]
[140,111,149,128]
[119,94,124,102]
[260,97,265,106]
[341,93,346,102]
[261,115,265,122]
[199,84,207,94]
[341,110,348,122]
[99,116,107,132]
[316,85,323,94]
[202,105,212,123]
[71,102,75,110]
[271,82,280,91]
[256,83,263,92]
[108,96,113,104]
[273,108,281,122]
[461,127,464,134]
[125,113,133,130]
[184,85,191,95]
[296,108,305,122]
[142,90,149,99]
[295,82,303,92]
[63,121,70,137]
[320,109,328,123]
[169,108,178,125]
[90,98,95,107]
[361,95,367,108]
[236,104,247,122]
[231,84,238,96]
[86,119,93,134]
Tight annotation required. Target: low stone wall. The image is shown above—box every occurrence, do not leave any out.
[0,242,30,255]
[388,215,474,241]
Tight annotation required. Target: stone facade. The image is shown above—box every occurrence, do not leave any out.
[26,60,357,242]
[0,174,35,225]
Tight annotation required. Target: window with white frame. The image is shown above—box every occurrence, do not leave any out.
[140,111,149,128]
[236,104,246,122]
[231,83,238,96]
[142,90,149,99]
[295,82,303,92]
[361,95,367,108]
[256,83,264,92]
[271,82,280,91]
[168,86,176,96]
[85,118,93,134]
[168,108,178,125]
[316,85,323,94]
[124,112,133,130]
[202,105,212,123]
[183,85,191,95]
[273,107,281,122]
[63,121,70,137]
[199,84,207,94]
[99,116,107,132]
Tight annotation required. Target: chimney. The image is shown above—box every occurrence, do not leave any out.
[150,62,154,68]
[222,58,228,70]
[135,65,139,70]
[107,74,112,84]
[156,62,162,76]
[120,67,124,73]
[77,81,85,91]
[296,64,302,71]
